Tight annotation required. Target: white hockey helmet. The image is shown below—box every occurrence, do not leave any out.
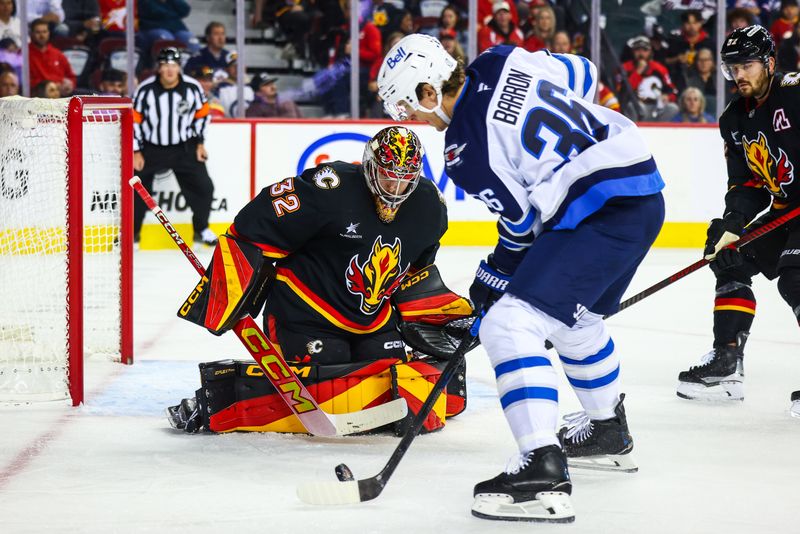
[377,33,458,124]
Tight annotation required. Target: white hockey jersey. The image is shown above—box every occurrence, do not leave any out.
[444,45,664,266]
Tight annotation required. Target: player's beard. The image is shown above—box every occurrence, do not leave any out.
[738,69,771,99]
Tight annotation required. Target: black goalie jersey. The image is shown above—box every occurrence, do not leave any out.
[719,72,800,219]
[230,161,448,336]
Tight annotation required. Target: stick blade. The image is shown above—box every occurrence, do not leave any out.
[330,398,408,436]
[297,480,362,505]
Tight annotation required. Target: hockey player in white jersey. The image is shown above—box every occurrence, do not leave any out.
[377,35,665,522]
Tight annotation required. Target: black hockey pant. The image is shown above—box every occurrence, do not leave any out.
[133,140,215,237]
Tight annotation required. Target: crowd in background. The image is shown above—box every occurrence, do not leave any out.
[0,0,799,122]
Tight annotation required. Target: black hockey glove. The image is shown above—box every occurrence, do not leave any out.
[704,214,747,260]
[469,255,512,312]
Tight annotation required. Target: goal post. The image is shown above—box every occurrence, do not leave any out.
[0,96,134,406]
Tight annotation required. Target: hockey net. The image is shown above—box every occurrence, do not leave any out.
[0,96,133,406]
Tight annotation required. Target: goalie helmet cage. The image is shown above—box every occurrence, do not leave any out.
[0,96,134,406]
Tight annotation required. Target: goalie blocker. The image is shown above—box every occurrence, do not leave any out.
[170,262,478,433]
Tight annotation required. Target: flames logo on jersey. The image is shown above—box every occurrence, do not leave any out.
[345,236,409,315]
[742,132,795,198]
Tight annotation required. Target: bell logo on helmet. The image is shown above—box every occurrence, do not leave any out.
[386,47,407,69]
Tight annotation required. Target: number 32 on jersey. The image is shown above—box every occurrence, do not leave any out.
[269,177,300,217]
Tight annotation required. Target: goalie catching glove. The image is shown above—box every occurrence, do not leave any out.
[177,234,275,335]
[392,264,480,359]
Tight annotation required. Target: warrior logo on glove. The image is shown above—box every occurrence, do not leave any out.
[346,236,409,314]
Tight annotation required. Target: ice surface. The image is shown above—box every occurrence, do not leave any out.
[1,248,798,534]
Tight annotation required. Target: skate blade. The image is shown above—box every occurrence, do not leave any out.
[676,379,743,402]
[472,491,575,523]
[164,406,182,430]
[568,452,638,473]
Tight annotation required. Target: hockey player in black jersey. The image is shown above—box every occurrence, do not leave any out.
[167,126,476,433]
[677,25,800,412]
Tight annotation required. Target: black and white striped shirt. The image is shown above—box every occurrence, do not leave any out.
[132,74,211,151]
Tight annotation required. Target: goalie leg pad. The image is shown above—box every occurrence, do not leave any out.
[183,358,465,433]
[178,234,275,335]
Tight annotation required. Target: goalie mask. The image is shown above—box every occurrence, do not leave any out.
[363,126,424,223]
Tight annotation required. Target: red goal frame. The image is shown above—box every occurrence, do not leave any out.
[66,96,134,406]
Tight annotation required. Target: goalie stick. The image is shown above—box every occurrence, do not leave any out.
[296,324,479,505]
[611,204,800,317]
[129,177,407,437]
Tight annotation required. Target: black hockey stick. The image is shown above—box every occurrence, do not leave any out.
[609,204,800,318]
[296,323,480,505]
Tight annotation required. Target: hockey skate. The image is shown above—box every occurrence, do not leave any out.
[165,397,203,433]
[676,332,747,401]
[472,445,575,523]
[557,394,638,473]
[791,391,800,419]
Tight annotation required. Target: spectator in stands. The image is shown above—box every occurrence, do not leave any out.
[28,18,76,96]
[478,1,524,52]
[726,7,755,33]
[478,0,519,27]
[214,51,254,117]
[724,1,761,26]
[550,30,571,53]
[620,35,679,121]
[97,68,125,95]
[439,28,465,61]
[99,0,135,35]
[665,10,714,80]
[189,65,225,118]
[184,22,230,78]
[0,69,18,96]
[246,71,302,118]
[371,0,405,39]
[62,0,100,42]
[137,0,198,57]
[771,0,799,46]
[522,4,556,52]
[671,87,714,123]
[678,46,716,110]
[32,79,60,97]
[0,37,21,79]
[0,0,21,47]
[777,19,800,70]
[252,0,311,62]
[27,0,69,37]
[398,9,416,35]
[438,4,467,52]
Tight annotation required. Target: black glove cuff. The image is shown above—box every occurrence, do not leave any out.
[721,211,749,235]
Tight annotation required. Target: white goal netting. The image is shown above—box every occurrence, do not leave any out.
[0,97,127,403]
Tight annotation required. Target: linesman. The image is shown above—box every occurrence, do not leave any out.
[132,47,218,246]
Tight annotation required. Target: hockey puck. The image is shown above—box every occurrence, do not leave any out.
[335,463,354,482]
